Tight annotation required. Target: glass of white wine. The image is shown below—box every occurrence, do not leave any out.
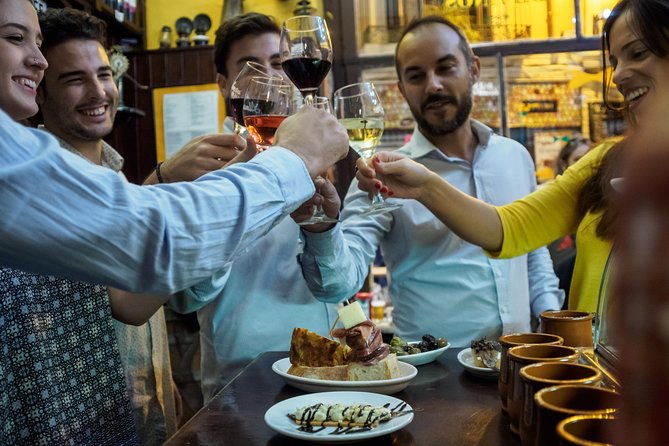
[334,82,401,215]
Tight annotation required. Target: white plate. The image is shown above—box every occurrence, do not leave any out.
[457,348,500,379]
[264,391,414,443]
[396,341,451,366]
[272,358,417,395]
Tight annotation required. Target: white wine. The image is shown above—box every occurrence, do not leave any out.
[339,118,384,159]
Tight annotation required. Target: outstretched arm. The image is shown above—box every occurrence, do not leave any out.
[356,153,504,252]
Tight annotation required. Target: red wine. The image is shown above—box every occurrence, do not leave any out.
[281,58,331,95]
[230,98,245,127]
[244,115,287,147]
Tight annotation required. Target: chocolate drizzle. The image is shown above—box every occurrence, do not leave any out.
[289,402,410,434]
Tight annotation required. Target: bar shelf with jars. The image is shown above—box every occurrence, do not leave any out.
[96,0,145,45]
[327,0,622,142]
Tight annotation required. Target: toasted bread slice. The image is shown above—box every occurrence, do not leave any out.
[287,364,349,380]
[287,354,400,381]
[289,327,350,367]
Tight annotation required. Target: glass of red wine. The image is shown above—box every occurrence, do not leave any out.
[242,77,295,152]
[279,15,332,105]
[230,61,282,135]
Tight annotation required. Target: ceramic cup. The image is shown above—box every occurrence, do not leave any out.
[557,414,617,445]
[506,344,580,434]
[539,310,595,348]
[518,362,602,446]
[535,384,620,446]
[498,333,564,412]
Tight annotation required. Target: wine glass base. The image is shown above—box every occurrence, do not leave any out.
[297,215,340,226]
[359,202,403,217]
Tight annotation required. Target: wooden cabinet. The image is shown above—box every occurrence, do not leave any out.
[45,0,145,49]
[107,46,218,184]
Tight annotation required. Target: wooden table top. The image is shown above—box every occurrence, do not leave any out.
[165,350,521,445]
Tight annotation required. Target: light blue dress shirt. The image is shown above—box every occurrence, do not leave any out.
[300,121,564,348]
[0,109,315,293]
[171,215,338,402]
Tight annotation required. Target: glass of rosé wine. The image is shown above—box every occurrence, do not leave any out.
[242,77,295,152]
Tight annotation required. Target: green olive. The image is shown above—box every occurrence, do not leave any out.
[436,338,448,348]
[410,347,422,355]
[390,336,408,347]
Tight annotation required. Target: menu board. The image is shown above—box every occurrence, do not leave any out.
[153,83,225,162]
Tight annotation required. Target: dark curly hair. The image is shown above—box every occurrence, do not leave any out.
[213,13,280,76]
[38,7,107,54]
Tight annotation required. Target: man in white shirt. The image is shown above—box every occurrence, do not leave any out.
[298,16,564,347]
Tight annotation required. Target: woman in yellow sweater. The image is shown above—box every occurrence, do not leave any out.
[355,0,667,313]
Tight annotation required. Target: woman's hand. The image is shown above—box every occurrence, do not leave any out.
[356,152,437,201]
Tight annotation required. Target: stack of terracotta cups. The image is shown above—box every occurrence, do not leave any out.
[499,321,620,446]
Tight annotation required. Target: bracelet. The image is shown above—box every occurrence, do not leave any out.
[155,162,165,183]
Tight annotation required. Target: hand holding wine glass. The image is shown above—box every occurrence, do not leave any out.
[243,77,295,152]
[273,106,349,179]
[296,96,339,226]
[230,61,283,135]
[280,15,332,105]
[334,82,401,215]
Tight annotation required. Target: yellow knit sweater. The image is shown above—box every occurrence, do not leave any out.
[491,140,618,312]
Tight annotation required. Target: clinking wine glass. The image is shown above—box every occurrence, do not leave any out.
[279,15,332,105]
[334,82,402,215]
[230,61,283,135]
[242,77,295,152]
[297,96,339,226]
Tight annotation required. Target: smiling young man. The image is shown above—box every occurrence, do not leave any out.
[299,16,564,348]
[36,9,179,445]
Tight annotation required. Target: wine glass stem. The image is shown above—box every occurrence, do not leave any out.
[372,191,386,206]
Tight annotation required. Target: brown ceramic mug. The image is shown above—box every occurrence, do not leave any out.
[535,384,620,446]
[506,344,580,435]
[557,414,618,445]
[518,362,602,446]
[539,310,595,348]
[498,333,564,412]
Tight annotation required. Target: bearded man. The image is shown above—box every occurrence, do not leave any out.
[296,16,564,347]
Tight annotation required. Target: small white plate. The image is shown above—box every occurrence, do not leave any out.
[396,341,450,366]
[457,348,500,379]
[264,391,414,443]
[272,358,417,395]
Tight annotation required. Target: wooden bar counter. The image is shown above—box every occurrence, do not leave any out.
[165,350,520,445]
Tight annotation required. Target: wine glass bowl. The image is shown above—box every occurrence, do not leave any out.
[333,82,385,161]
[280,15,332,104]
[230,61,283,133]
[334,82,402,215]
[242,77,295,152]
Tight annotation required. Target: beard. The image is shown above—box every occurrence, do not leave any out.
[409,83,473,137]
